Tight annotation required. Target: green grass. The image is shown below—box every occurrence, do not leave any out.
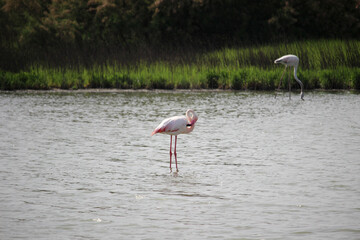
[1,39,360,90]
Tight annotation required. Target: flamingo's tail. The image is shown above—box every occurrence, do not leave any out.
[151,128,159,136]
[151,127,165,136]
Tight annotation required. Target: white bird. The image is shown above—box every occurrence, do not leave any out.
[274,54,304,100]
[151,109,198,172]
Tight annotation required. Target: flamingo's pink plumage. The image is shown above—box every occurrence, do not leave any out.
[151,109,198,172]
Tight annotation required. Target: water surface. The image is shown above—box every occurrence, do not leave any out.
[1,90,359,239]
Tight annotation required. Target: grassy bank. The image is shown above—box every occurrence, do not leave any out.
[1,40,360,90]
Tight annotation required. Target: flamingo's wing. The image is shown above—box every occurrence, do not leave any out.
[151,116,187,135]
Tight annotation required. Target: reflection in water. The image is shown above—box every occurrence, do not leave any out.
[0,90,359,239]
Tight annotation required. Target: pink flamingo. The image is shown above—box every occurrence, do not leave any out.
[151,109,198,172]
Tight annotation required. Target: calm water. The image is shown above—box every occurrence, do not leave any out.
[0,90,359,239]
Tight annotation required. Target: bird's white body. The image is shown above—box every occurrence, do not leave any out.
[274,54,299,66]
[151,115,195,136]
[151,109,198,172]
[274,54,304,100]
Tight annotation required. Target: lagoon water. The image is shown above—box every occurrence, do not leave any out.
[0,90,359,239]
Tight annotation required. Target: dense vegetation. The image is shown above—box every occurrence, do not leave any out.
[1,0,360,90]
[2,40,360,90]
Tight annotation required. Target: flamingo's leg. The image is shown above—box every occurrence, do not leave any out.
[169,135,172,172]
[174,136,178,172]
[275,66,287,98]
[288,69,291,99]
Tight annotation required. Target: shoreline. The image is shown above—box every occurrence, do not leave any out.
[1,88,358,94]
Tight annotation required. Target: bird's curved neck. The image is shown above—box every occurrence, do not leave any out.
[294,65,304,90]
[186,110,198,125]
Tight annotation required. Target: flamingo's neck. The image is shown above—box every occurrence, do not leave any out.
[294,65,304,98]
[186,110,198,125]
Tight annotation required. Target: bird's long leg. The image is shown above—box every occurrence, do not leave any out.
[169,135,172,173]
[174,136,178,172]
[275,66,287,98]
[288,68,291,99]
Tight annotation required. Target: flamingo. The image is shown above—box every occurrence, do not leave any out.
[151,109,198,172]
[274,54,304,100]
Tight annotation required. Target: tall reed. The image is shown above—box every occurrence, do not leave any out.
[1,40,359,90]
